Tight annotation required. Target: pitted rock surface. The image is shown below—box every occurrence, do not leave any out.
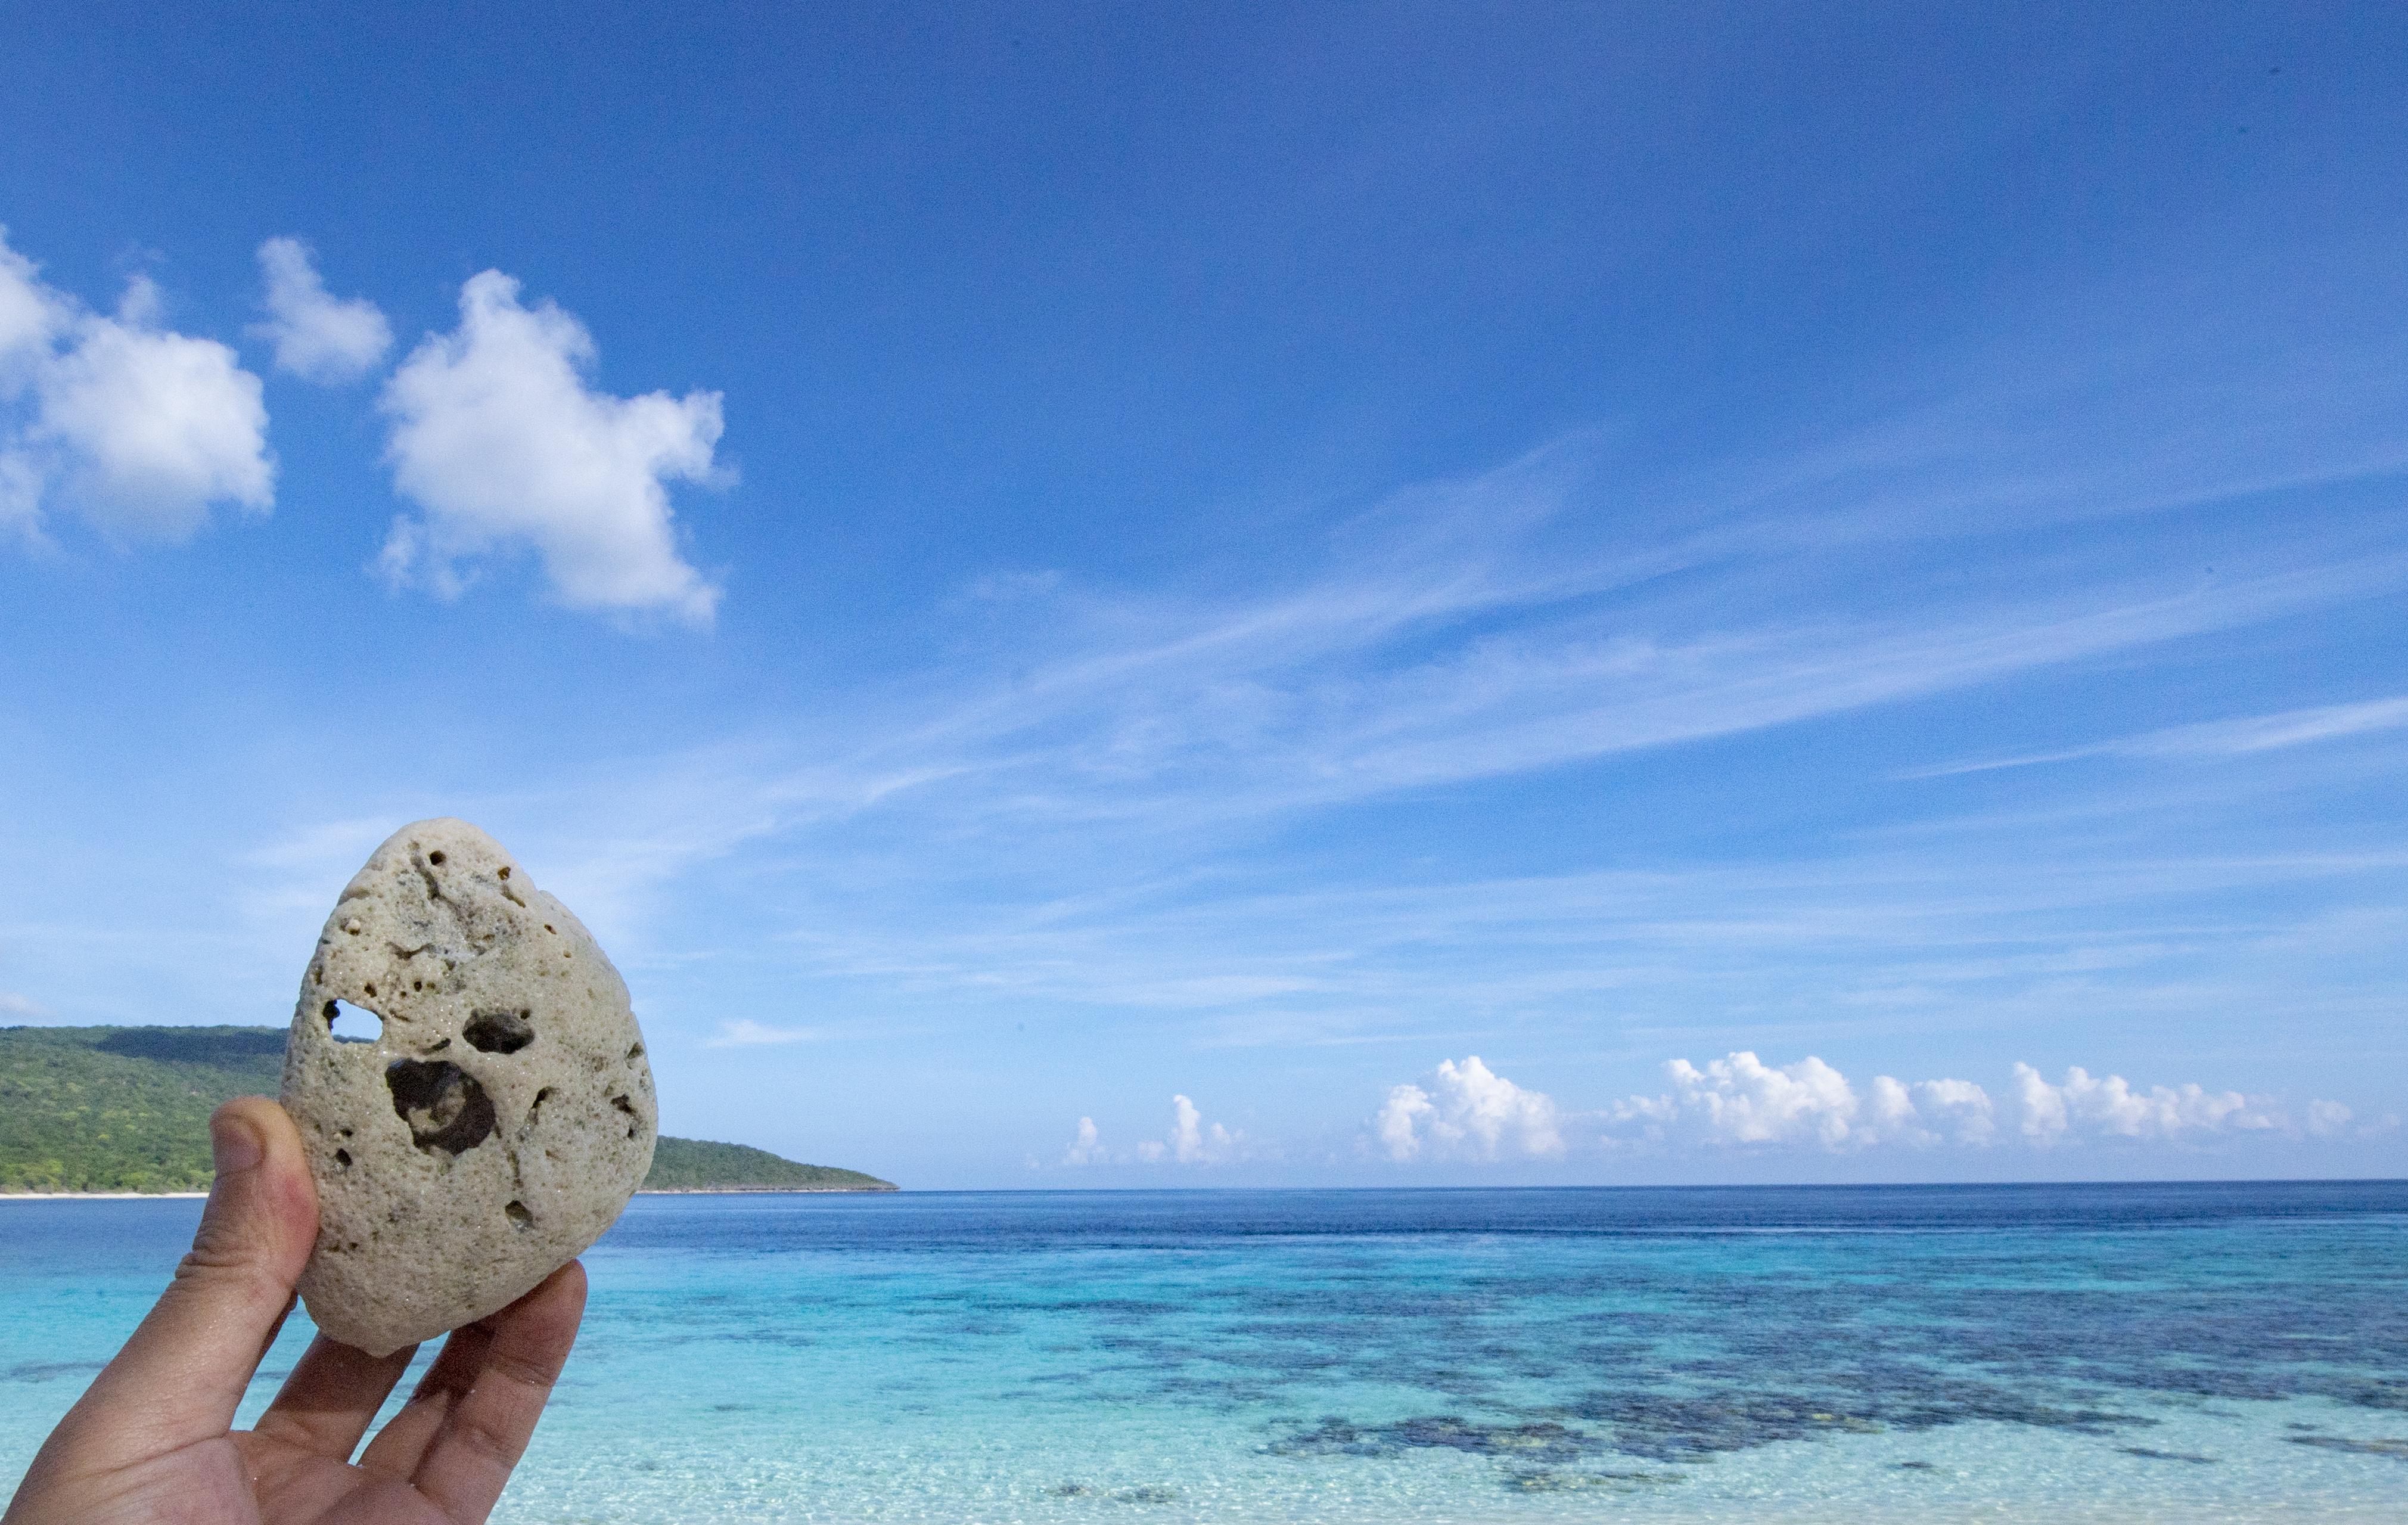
[281,819,656,1356]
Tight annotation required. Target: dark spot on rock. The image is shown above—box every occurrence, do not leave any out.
[334,1148,352,1170]
[505,1200,533,1230]
[465,1008,535,1054]
[387,1060,496,1155]
[627,1042,645,1061]
[428,850,446,865]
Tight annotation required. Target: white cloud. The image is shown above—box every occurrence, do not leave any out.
[252,237,391,383]
[1062,1116,1105,1165]
[2306,1098,2354,1138]
[1374,1055,1562,1163]
[1598,1052,2344,1153]
[703,1018,815,1047]
[0,237,66,366]
[1653,1052,1868,1148]
[1146,1094,1245,1164]
[0,990,43,1018]
[1912,695,2408,778]
[379,270,725,624]
[2012,1063,2286,1142]
[1904,1076,1999,1146]
[1062,1095,1250,1166]
[1,229,274,543]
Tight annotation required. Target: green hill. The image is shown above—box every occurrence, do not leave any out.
[642,1136,894,1192]
[1,1025,891,1194]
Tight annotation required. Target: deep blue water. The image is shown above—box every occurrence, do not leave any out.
[7,1184,2407,1522]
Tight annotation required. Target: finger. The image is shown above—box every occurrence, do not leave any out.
[409,1262,587,1524]
[353,1320,493,1479]
[250,1333,418,1461]
[61,1098,319,1461]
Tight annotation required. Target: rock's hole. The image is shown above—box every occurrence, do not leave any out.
[428,850,446,865]
[387,1060,498,1156]
[324,1001,382,1044]
[626,1042,645,1061]
[464,1008,535,1054]
[505,1200,533,1231]
[611,1093,639,1139]
[498,866,511,880]
[333,1148,352,1170]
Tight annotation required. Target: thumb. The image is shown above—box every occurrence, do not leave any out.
[68,1098,320,1459]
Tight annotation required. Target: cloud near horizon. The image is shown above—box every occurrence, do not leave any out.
[1,228,273,543]
[1375,1055,1564,1162]
[1361,1052,2368,1163]
[379,269,726,624]
[1063,1094,1251,1166]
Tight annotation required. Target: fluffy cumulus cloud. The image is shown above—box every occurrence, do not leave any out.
[2011,1063,2285,1143]
[1375,1055,1564,1163]
[1063,1116,1105,1166]
[380,271,725,624]
[1,228,273,542]
[1592,1051,2354,1154]
[1064,1095,1249,1166]
[252,237,391,383]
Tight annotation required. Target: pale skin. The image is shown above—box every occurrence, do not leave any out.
[4,1097,586,1525]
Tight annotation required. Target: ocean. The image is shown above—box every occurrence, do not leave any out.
[5,1184,2405,1523]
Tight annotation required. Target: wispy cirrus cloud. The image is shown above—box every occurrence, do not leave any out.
[705,1018,816,1048]
[1907,695,2408,779]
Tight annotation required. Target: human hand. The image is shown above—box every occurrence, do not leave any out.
[4,1098,586,1525]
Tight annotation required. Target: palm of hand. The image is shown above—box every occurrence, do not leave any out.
[5,1100,585,1525]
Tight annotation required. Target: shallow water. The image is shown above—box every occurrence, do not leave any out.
[5,1184,2406,1522]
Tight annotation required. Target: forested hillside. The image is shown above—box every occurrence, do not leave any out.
[1,1026,891,1193]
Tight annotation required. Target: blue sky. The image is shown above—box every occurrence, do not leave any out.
[2,2,2403,1187]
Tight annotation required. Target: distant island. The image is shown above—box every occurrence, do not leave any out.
[1,1024,894,1195]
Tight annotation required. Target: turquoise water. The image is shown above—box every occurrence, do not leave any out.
[6,1185,2406,1523]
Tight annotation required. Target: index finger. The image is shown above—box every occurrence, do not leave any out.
[403,1261,588,1524]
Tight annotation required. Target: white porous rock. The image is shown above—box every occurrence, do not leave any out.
[281,818,656,1357]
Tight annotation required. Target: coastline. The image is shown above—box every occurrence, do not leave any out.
[0,1191,208,1200]
[636,1185,898,1194]
[2,1187,896,1200]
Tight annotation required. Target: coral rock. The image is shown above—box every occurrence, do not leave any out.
[281,818,655,1356]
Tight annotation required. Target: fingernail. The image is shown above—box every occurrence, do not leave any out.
[211,1114,265,1175]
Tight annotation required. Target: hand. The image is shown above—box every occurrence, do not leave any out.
[4,1098,587,1525]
